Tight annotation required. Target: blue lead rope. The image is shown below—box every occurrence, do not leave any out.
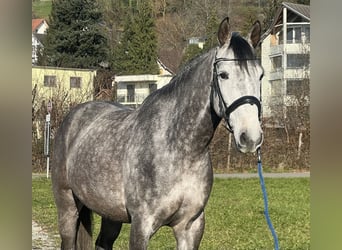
[257,148,279,250]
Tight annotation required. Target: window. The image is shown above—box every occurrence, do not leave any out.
[287,79,309,96]
[287,80,302,95]
[271,56,282,71]
[287,27,302,43]
[304,26,310,43]
[287,28,293,42]
[279,26,310,44]
[127,84,135,102]
[44,75,56,87]
[70,77,81,88]
[287,54,310,68]
[117,95,125,102]
[149,83,157,94]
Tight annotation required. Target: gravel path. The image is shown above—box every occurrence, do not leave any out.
[32,220,59,250]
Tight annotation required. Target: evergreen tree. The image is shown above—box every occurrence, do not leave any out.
[179,44,203,67]
[203,9,220,52]
[113,1,159,75]
[40,0,109,69]
[262,0,280,32]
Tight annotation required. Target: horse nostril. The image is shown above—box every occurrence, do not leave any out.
[240,132,248,146]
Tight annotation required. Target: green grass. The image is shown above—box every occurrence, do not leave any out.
[32,177,310,249]
[32,0,52,20]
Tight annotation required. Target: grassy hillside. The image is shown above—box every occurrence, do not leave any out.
[32,0,52,20]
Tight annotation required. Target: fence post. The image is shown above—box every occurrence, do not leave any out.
[226,132,232,170]
[44,100,52,178]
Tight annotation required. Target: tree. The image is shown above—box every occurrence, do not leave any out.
[177,7,220,68]
[179,44,203,67]
[39,0,110,69]
[203,8,220,52]
[113,2,159,75]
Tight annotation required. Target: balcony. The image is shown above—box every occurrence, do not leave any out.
[270,45,283,57]
[269,69,283,81]
[270,43,310,57]
[117,94,149,107]
[269,68,310,81]
[284,68,310,79]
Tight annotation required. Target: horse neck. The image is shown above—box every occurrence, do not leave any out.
[140,50,221,154]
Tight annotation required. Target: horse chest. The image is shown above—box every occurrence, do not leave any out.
[124,166,213,226]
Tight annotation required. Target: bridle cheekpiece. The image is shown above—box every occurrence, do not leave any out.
[211,57,262,132]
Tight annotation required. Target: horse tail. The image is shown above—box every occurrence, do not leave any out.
[76,206,93,250]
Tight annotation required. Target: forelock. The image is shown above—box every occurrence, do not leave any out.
[228,32,256,70]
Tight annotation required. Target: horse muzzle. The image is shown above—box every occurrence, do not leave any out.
[236,130,263,153]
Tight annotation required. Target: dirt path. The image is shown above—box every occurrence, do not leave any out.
[32,220,59,250]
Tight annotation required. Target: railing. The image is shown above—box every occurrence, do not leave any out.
[117,94,149,105]
[270,45,283,56]
[269,70,283,81]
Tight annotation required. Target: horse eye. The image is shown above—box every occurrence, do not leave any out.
[219,72,229,80]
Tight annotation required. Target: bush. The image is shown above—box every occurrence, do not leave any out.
[209,121,310,172]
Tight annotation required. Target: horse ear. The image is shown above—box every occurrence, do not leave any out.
[248,20,262,48]
[218,17,231,46]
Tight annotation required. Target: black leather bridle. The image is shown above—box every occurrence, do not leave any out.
[211,58,262,132]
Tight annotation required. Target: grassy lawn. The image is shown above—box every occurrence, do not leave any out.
[32,0,52,20]
[32,177,310,249]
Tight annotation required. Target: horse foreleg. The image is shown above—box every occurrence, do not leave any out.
[172,211,205,250]
[129,216,155,250]
[95,218,122,250]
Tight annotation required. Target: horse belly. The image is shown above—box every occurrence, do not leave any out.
[69,171,130,223]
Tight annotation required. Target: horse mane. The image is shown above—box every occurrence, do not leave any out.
[139,49,216,107]
[228,32,257,71]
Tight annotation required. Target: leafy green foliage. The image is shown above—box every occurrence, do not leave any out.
[39,0,110,69]
[113,2,159,75]
[203,9,220,52]
[33,177,309,249]
[179,8,220,67]
[33,0,310,72]
[179,44,203,68]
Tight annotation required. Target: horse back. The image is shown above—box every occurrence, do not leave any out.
[54,101,131,160]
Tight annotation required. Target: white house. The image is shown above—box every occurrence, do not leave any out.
[114,60,174,108]
[188,37,206,49]
[32,19,49,65]
[261,2,310,126]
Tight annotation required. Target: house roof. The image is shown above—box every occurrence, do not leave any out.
[261,2,310,40]
[32,19,46,33]
[282,2,310,20]
[157,59,174,75]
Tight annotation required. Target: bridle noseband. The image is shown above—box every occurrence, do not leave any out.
[211,58,262,132]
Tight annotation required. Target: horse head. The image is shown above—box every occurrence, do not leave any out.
[212,17,264,153]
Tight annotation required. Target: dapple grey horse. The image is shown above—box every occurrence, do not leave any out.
[51,17,264,249]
